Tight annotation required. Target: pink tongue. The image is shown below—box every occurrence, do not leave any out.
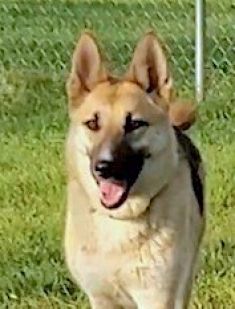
[99,180,126,207]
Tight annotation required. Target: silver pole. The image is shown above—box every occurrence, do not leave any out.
[195,0,205,103]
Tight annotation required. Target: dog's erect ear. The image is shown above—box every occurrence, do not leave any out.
[125,31,173,102]
[67,32,108,106]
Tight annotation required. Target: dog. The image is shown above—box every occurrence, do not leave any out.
[64,31,205,309]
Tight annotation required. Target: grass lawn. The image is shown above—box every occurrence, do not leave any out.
[0,0,234,308]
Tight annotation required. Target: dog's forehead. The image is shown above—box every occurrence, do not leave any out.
[77,81,165,124]
[87,81,155,112]
[89,81,144,104]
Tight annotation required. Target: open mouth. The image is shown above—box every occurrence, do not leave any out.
[92,145,145,209]
[98,179,129,209]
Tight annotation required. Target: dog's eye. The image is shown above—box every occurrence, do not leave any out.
[84,114,100,132]
[124,114,149,134]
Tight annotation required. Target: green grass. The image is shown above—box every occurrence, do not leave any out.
[0,0,234,308]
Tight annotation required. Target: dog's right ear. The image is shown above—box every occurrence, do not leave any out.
[66,32,108,109]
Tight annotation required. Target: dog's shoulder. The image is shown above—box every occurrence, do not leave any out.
[174,128,204,215]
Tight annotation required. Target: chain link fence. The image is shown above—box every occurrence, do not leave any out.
[0,0,234,100]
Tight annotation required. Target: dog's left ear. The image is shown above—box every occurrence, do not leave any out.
[125,31,173,102]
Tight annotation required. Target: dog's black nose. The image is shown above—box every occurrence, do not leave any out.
[95,160,112,178]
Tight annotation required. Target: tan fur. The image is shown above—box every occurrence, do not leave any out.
[169,100,197,131]
[64,31,205,308]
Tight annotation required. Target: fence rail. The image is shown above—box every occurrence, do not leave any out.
[0,0,234,100]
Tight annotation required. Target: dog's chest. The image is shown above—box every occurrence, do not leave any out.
[73,216,150,278]
[70,214,175,302]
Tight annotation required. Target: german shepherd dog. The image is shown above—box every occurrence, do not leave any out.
[64,31,205,309]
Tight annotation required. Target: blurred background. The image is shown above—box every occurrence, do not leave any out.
[0,1,234,308]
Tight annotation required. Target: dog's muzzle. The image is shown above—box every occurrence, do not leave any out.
[92,147,144,209]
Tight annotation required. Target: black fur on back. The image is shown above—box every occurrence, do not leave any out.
[174,127,204,215]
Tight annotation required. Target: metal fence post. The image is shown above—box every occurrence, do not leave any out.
[195,0,205,103]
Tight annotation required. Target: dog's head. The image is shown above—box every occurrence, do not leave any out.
[66,32,196,219]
